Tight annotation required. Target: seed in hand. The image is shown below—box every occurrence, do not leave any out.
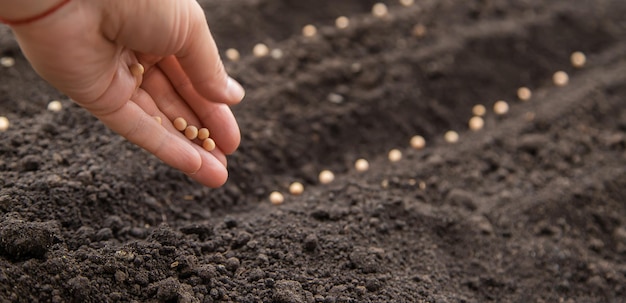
[202,138,216,151]
[197,128,210,141]
[173,117,187,131]
[184,125,198,140]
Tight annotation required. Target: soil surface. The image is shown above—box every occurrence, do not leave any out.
[1,0,626,302]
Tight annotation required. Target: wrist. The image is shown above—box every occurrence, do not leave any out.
[0,0,71,26]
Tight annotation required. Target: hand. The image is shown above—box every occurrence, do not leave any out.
[8,0,245,187]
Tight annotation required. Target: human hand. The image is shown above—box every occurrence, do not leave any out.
[7,0,245,187]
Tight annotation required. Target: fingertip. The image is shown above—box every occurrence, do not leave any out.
[188,150,229,188]
[226,76,245,104]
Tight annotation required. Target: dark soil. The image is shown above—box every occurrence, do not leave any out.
[1,0,626,302]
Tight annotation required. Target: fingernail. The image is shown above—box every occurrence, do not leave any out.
[227,77,245,102]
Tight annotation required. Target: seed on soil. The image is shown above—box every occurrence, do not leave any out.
[302,24,317,37]
[399,0,414,6]
[269,191,284,205]
[270,48,284,59]
[154,116,162,124]
[444,130,459,143]
[289,182,304,195]
[0,56,15,67]
[553,71,569,86]
[355,158,369,172]
[202,138,216,151]
[47,100,62,112]
[571,51,586,68]
[517,87,532,101]
[173,117,188,131]
[327,93,344,104]
[253,43,270,58]
[197,128,210,140]
[493,100,509,115]
[412,24,427,37]
[468,116,484,131]
[472,104,486,116]
[318,170,335,184]
[410,135,426,150]
[388,149,402,162]
[372,3,389,18]
[184,125,199,140]
[335,16,350,29]
[225,48,240,61]
[0,116,9,131]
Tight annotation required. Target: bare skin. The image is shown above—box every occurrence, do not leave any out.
[1,0,245,187]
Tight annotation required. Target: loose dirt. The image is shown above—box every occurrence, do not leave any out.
[1,0,625,302]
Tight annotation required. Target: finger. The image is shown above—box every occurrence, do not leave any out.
[149,59,241,154]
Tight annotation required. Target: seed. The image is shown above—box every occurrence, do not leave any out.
[154,116,162,124]
[0,57,15,67]
[355,158,369,172]
[493,100,509,115]
[553,71,569,87]
[289,182,304,195]
[399,0,414,6]
[302,24,317,37]
[197,128,210,140]
[517,87,532,101]
[269,191,284,205]
[410,135,426,150]
[47,100,62,112]
[444,130,459,143]
[202,138,216,151]
[253,43,269,58]
[335,16,350,29]
[270,48,284,59]
[525,112,536,121]
[468,116,484,131]
[412,24,427,37]
[173,117,187,131]
[372,3,389,18]
[318,170,335,184]
[0,116,9,131]
[225,48,240,61]
[129,63,144,76]
[472,104,486,116]
[184,125,199,140]
[571,51,586,68]
[388,149,402,162]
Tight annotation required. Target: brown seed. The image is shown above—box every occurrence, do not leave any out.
[517,87,532,101]
[184,125,198,140]
[302,24,317,37]
[269,191,285,205]
[47,100,62,112]
[202,138,216,151]
[412,24,427,37]
[154,116,162,124]
[335,16,350,29]
[468,116,484,131]
[0,116,9,131]
[571,51,586,68]
[355,159,369,172]
[553,71,569,87]
[388,149,402,162]
[472,104,486,116]
[410,135,426,150]
[493,100,509,115]
[197,128,210,140]
[225,48,240,61]
[289,182,304,195]
[253,43,269,58]
[173,117,187,131]
[318,170,335,184]
[372,3,388,17]
[129,63,144,76]
[444,130,459,143]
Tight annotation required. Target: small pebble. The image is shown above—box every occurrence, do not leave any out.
[410,135,426,150]
[253,43,269,58]
[354,158,369,172]
[318,170,335,184]
[444,130,459,143]
[553,71,569,87]
[493,100,509,115]
[388,149,402,162]
[517,87,532,101]
[571,51,586,68]
[468,116,484,131]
